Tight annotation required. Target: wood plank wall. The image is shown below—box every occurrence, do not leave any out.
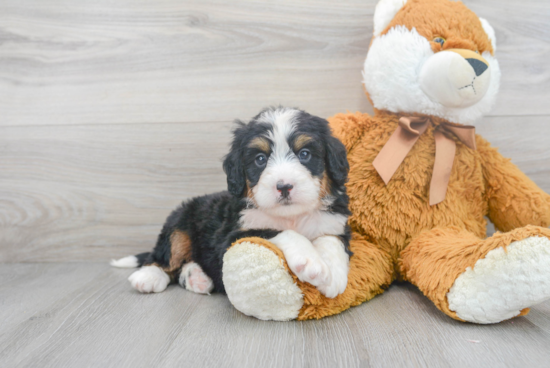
[1,0,549,262]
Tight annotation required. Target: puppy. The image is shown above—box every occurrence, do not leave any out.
[112,107,351,298]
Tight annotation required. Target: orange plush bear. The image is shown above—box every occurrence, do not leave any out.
[221,0,550,323]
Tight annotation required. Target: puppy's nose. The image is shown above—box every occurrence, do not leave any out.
[276,182,293,198]
[466,58,488,76]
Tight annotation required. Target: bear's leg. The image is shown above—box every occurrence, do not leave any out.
[399,225,550,324]
[222,232,393,321]
[222,237,304,321]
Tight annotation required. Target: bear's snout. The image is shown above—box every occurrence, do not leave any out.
[419,48,491,108]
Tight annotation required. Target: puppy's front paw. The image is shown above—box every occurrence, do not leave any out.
[313,236,349,299]
[286,253,332,288]
[269,229,332,288]
[128,265,170,293]
[316,268,348,299]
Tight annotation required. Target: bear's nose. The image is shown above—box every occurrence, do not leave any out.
[466,58,488,76]
[276,182,293,198]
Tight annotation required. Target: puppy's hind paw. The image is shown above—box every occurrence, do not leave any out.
[128,265,170,293]
[179,262,214,295]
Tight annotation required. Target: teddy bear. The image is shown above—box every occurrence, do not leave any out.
[221,0,550,323]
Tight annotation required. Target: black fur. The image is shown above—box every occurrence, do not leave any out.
[142,192,279,293]
[325,135,350,188]
[134,252,150,267]
[137,107,352,293]
[289,110,351,220]
[222,122,247,197]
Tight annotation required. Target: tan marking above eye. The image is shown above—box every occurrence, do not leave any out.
[293,134,313,151]
[248,137,270,153]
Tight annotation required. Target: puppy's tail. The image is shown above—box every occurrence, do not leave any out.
[110,252,150,268]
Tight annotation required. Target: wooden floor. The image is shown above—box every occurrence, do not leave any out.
[1,263,549,368]
[1,0,550,367]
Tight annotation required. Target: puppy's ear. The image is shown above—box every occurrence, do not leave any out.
[325,135,349,188]
[223,150,245,197]
[223,123,247,197]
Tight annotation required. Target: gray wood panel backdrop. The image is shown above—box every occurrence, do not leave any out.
[1,0,549,262]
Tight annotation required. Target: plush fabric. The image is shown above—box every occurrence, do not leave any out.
[297,111,550,320]
[228,232,393,321]
[222,0,550,322]
[382,0,494,54]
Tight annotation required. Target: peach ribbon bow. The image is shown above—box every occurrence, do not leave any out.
[372,117,476,206]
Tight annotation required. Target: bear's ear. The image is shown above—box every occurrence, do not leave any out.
[479,18,497,52]
[373,0,408,36]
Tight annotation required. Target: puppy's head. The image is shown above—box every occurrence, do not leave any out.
[223,107,348,217]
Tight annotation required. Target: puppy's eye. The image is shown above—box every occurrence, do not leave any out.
[255,153,267,167]
[433,37,445,46]
[298,149,311,163]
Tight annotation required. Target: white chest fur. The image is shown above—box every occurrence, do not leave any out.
[239,208,347,240]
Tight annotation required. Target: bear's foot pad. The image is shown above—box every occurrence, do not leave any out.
[223,241,303,321]
[447,236,550,324]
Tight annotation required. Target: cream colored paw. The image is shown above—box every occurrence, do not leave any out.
[286,254,332,287]
[128,265,170,293]
[447,236,550,324]
[269,230,332,288]
[222,241,303,321]
[313,236,349,298]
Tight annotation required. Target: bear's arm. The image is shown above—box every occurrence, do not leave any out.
[477,135,550,232]
[328,112,373,151]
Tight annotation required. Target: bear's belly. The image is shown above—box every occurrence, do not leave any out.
[347,128,488,257]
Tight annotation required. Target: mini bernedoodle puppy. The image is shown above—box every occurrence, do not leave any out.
[112,107,352,298]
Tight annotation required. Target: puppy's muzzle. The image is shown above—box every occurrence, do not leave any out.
[276,181,293,199]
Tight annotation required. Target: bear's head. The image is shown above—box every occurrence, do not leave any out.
[363,0,500,124]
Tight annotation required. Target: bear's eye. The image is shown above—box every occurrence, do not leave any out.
[433,37,445,46]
